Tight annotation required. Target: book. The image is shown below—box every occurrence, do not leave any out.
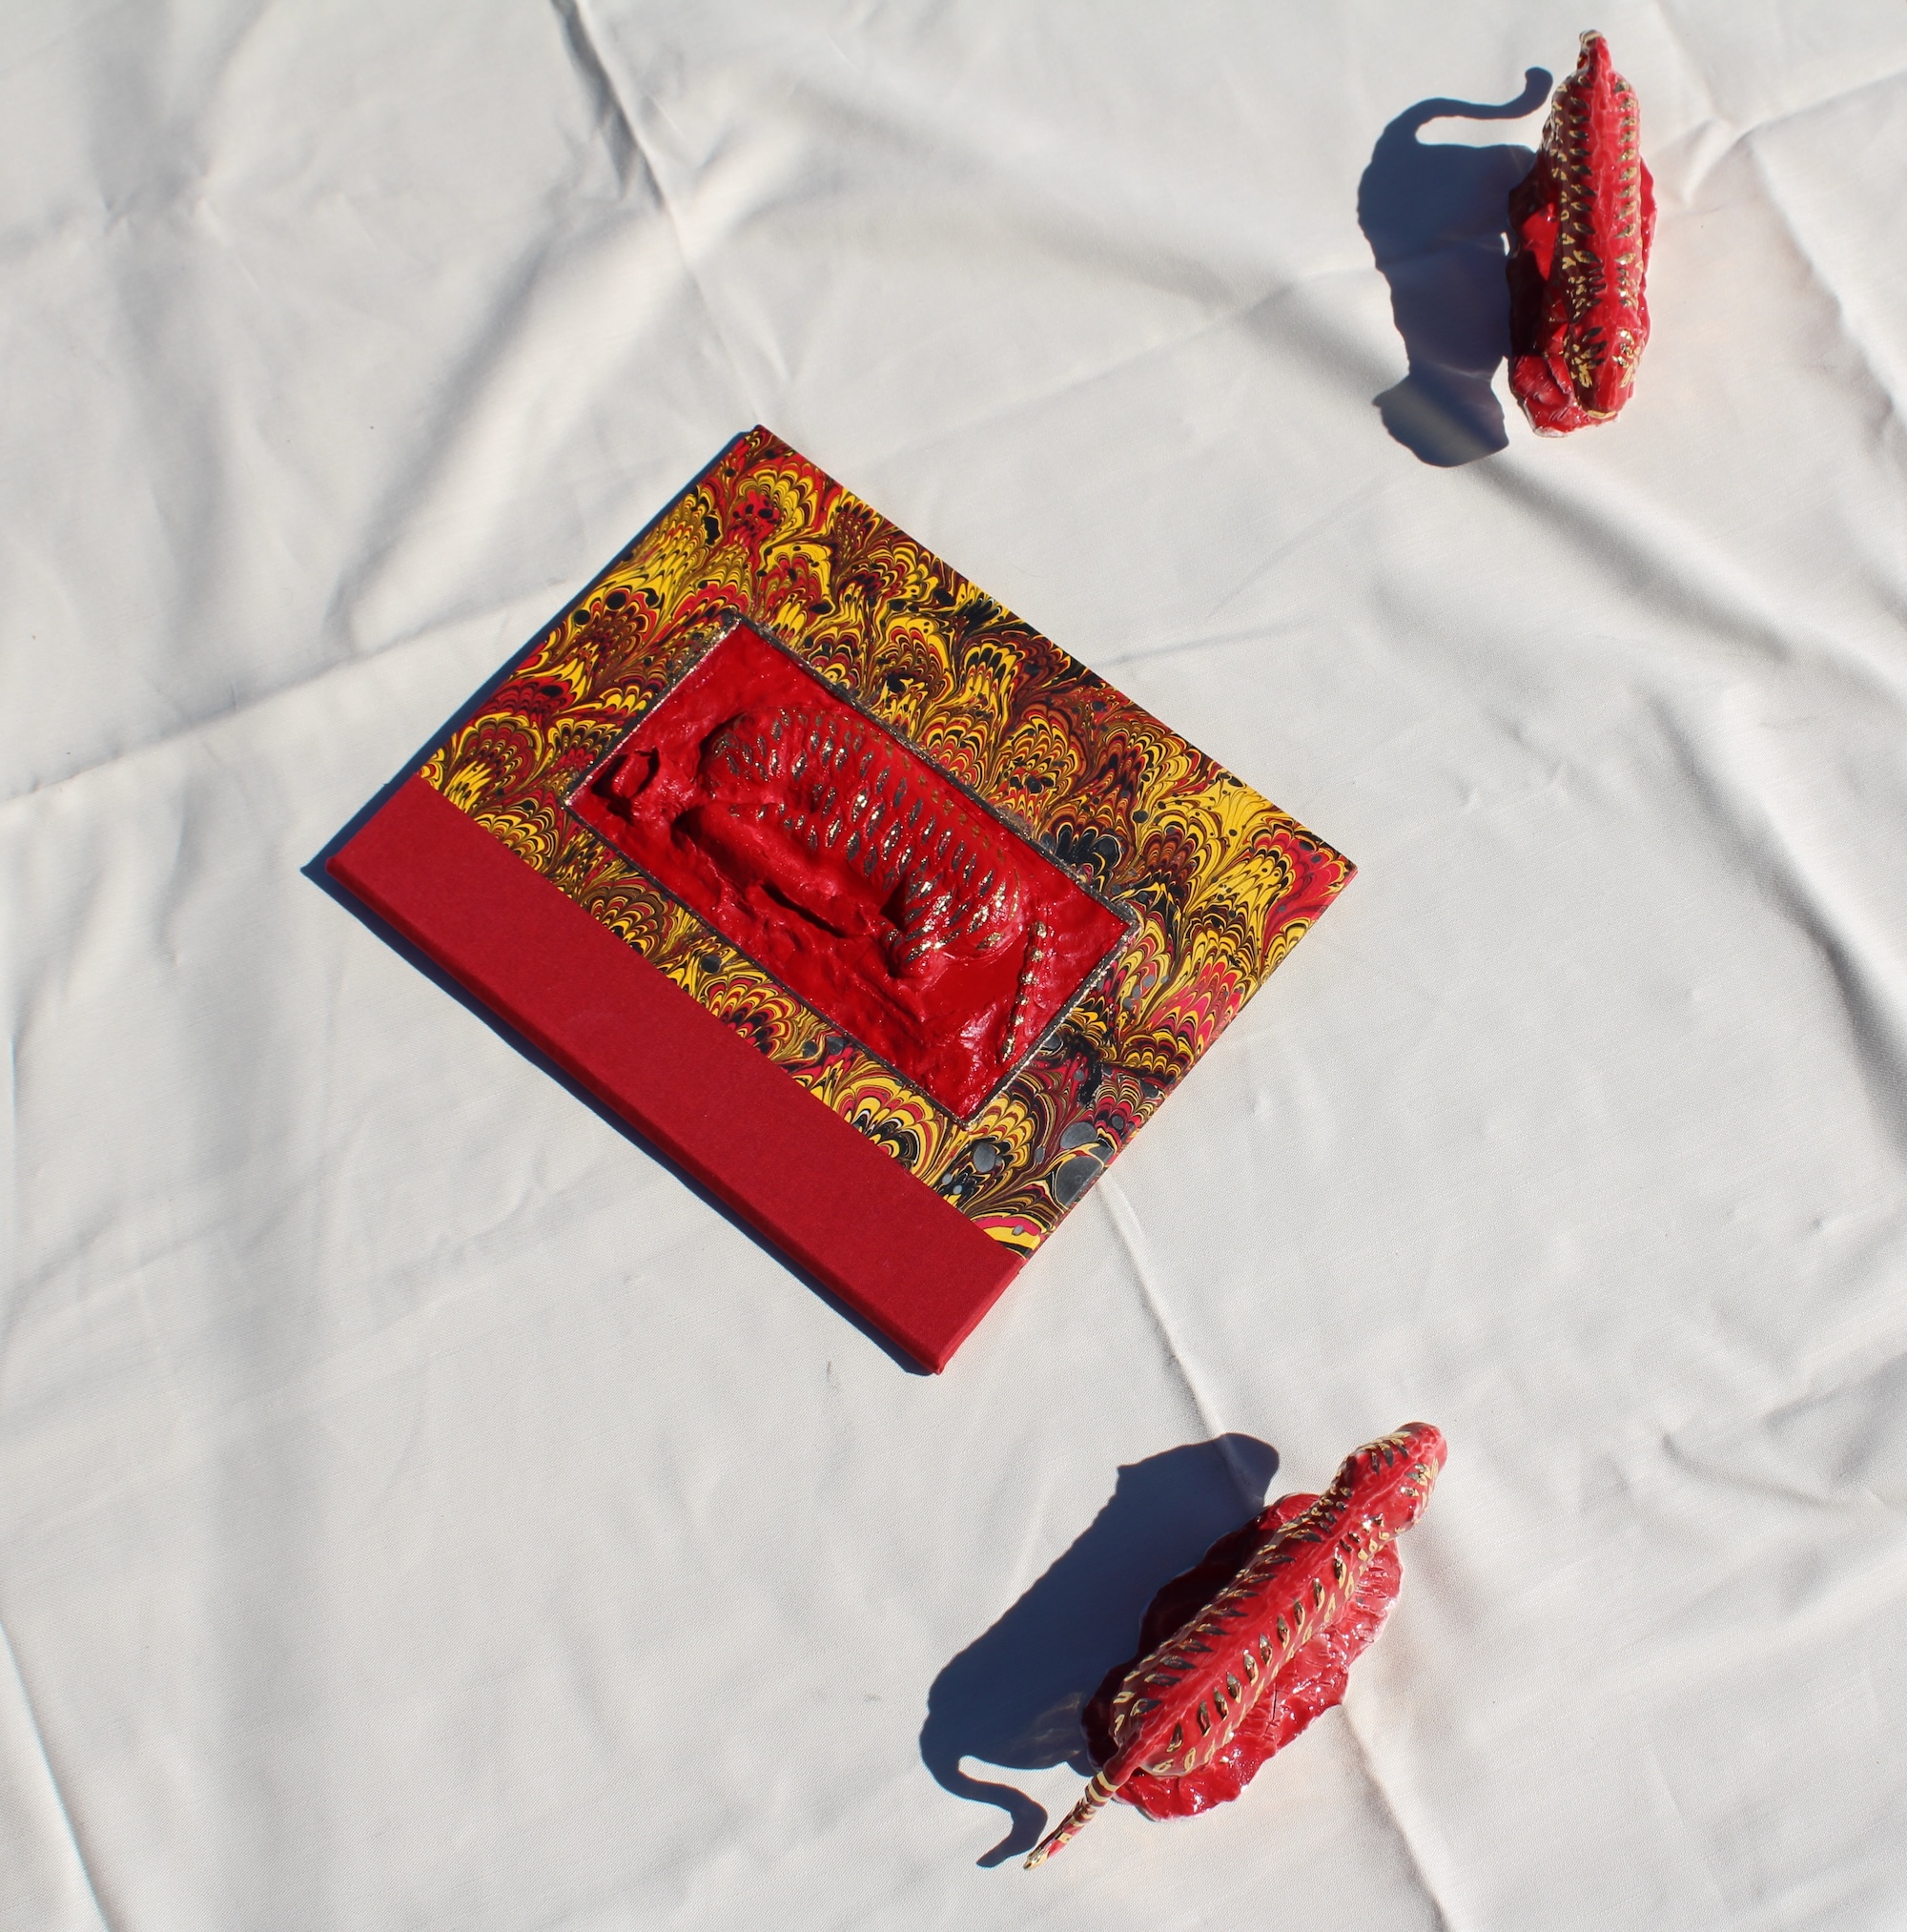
[328,429,1352,1369]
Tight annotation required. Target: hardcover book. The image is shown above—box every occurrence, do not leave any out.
[328,429,1351,1369]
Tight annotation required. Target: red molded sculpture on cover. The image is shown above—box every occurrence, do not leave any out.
[1024,1423,1446,1868]
[572,618,1129,1121]
[1507,32,1654,434]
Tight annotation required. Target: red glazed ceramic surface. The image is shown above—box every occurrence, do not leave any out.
[1026,1424,1446,1867]
[1507,32,1655,434]
[1080,1492,1403,1819]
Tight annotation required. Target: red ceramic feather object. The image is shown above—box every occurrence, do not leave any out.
[1507,32,1655,434]
[1079,1490,1404,1821]
[1024,1424,1446,1868]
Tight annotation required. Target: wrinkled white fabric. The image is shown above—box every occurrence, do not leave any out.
[6,3,1907,1926]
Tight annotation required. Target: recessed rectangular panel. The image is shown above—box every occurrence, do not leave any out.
[568,620,1130,1120]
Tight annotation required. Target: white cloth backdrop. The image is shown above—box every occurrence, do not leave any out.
[6,3,1907,1925]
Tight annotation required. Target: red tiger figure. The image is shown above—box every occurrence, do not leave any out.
[687,703,1028,984]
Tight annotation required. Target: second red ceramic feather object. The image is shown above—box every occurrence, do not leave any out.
[1024,1424,1446,1867]
[1507,32,1655,434]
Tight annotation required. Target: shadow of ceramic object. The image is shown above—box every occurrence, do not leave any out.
[1359,68,1550,466]
[920,1432,1279,1866]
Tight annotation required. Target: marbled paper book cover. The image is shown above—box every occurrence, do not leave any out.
[328,429,1352,1370]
